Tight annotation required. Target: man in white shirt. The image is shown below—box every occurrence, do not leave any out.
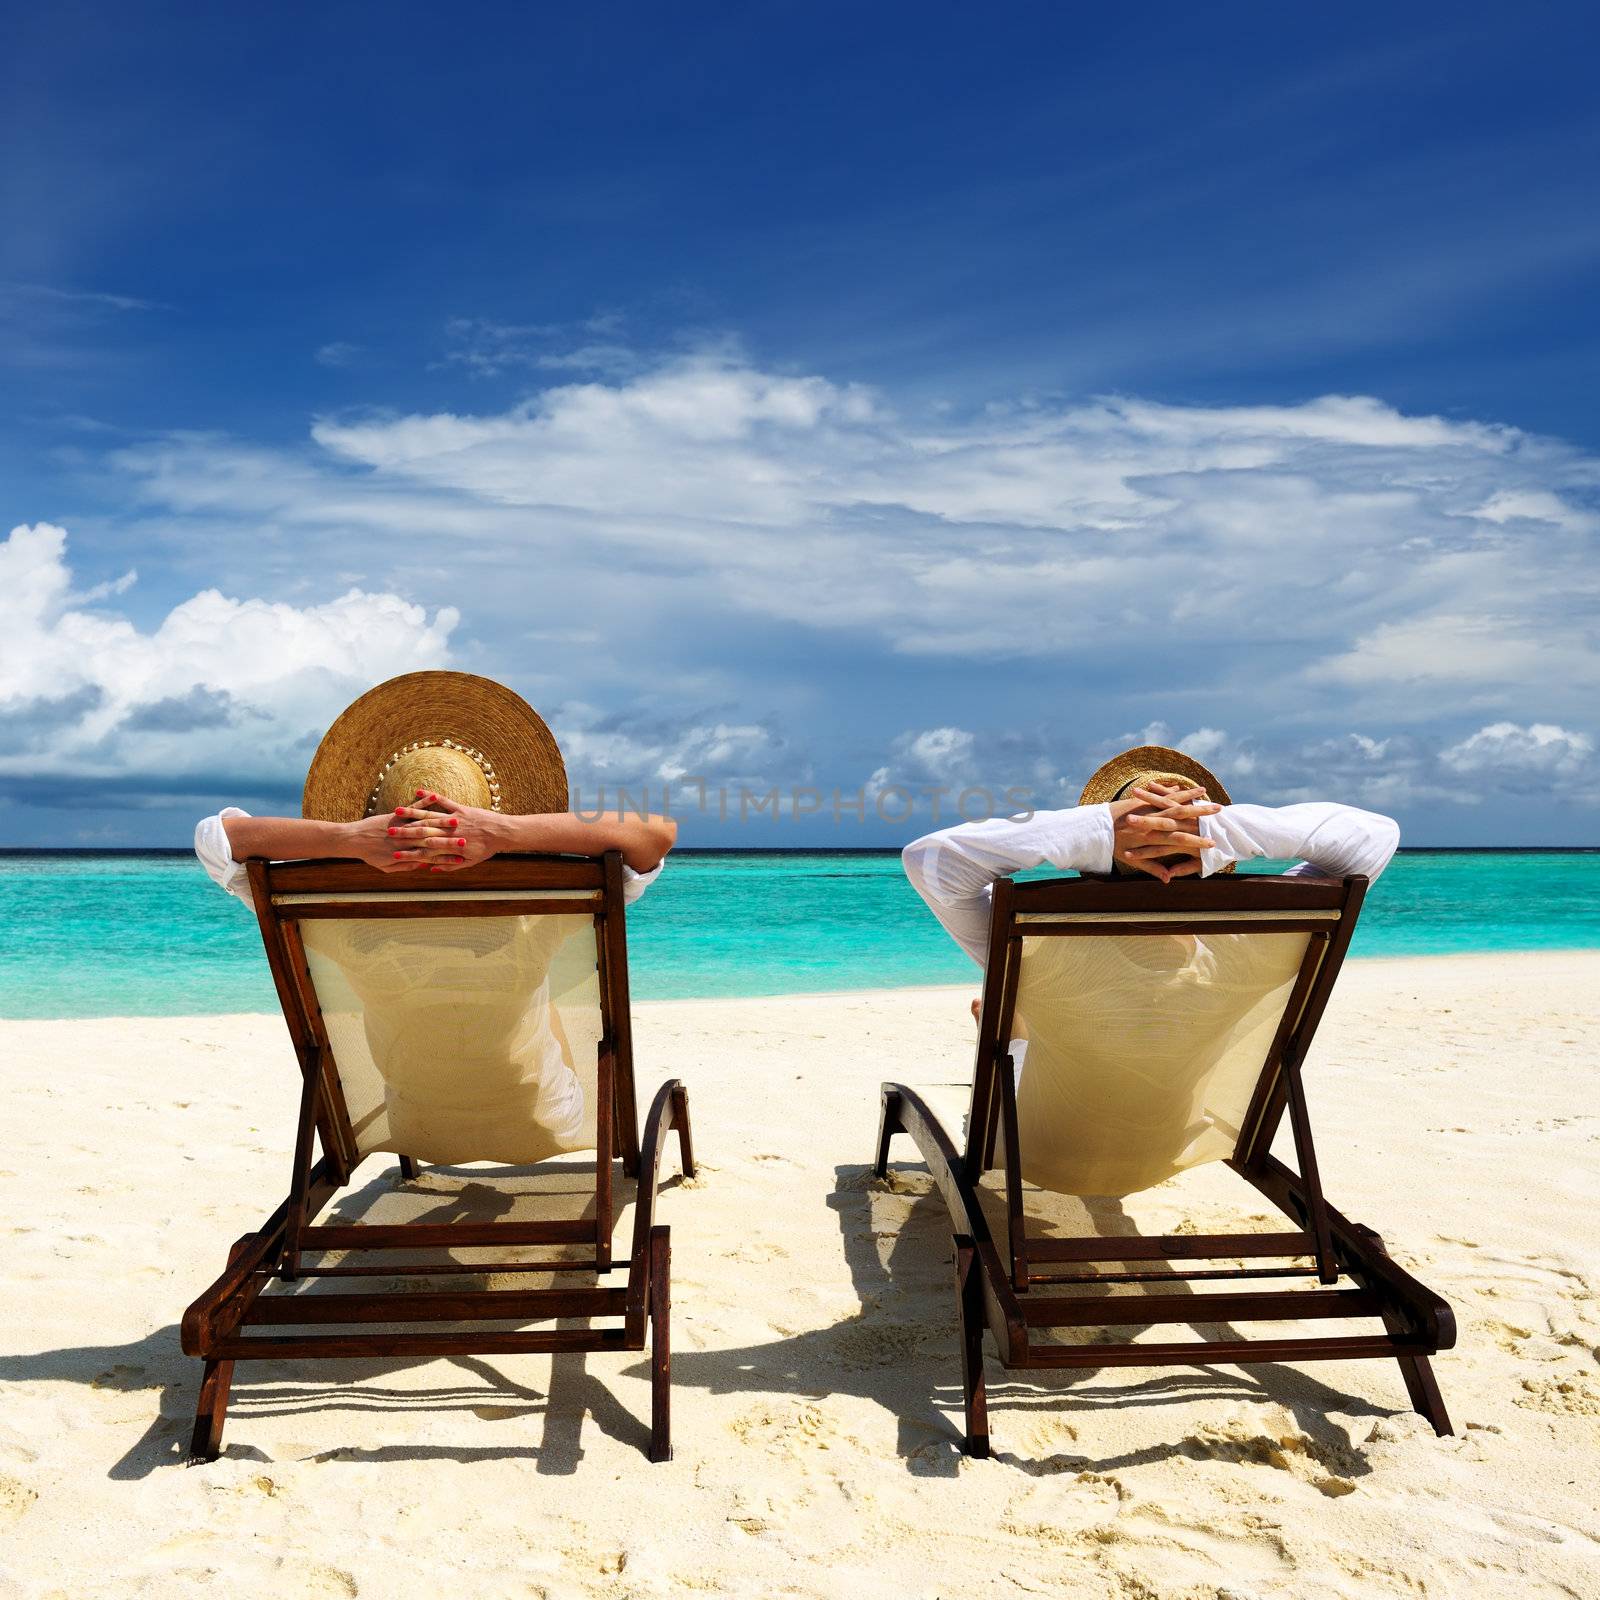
[904,741,1400,970]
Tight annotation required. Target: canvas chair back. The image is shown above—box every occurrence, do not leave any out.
[245,853,638,1244]
[297,894,604,1165]
[973,873,1365,1200]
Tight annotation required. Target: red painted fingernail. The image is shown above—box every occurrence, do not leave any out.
[416,790,426,798]
[393,851,405,859]
[453,838,465,847]
[387,827,397,836]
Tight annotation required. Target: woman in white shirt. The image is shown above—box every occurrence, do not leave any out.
[195,669,674,906]
[194,670,674,1165]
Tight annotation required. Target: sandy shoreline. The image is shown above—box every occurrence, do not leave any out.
[2,951,1598,1597]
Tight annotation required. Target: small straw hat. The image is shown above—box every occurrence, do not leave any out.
[1079,742,1234,873]
[302,670,568,822]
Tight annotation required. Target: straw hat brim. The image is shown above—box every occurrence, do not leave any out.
[302,670,568,822]
[1078,744,1232,808]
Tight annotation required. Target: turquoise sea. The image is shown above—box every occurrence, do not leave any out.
[3,849,1597,1020]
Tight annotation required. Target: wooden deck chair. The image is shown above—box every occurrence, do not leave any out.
[873,871,1454,1457]
[182,850,694,1464]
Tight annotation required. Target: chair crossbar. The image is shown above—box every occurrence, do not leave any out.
[301,1219,593,1251]
[277,897,600,919]
[273,888,602,905]
[214,1328,634,1362]
[1012,918,1339,937]
[1023,1333,1418,1369]
[1020,1286,1380,1328]
[1026,1265,1319,1287]
[298,1256,601,1278]
[1026,1231,1315,1263]
[245,1287,627,1325]
[1014,908,1339,925]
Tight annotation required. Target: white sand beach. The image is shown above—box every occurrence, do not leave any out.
[2,950,1598,1599]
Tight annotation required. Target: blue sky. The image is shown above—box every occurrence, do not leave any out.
[3,2,1597,845]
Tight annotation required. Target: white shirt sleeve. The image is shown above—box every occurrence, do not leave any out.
[194,807,256,909]
[622,860,663,903]
[1198,802,1400,883]
[902,805,1116,967]
[903,799,1400,967]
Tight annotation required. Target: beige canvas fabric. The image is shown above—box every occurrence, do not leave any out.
[298,904,605,1166]
[1011,929,1317,1197]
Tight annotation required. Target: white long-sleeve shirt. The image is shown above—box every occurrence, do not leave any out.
[194,807,663,908]
[903,801,1399,967]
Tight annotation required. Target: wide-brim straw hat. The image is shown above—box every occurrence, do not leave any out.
[1079,743,1234,874]
[1078,743,1232,807]
[303,670,568,822]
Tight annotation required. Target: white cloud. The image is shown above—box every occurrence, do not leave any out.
[553,703,782,793]
[1469,489,1597,533]
[0,280,158,314]
[28,343,1596,825]
[315,341,361,368]
[1320,613,1595,695]
[0,523,457,794]
[111,351,1584,727]
[1441,722,1596,785]
[439,317,645,380]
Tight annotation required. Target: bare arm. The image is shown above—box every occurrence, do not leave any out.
[490,809,678,874]
[222,805,677,875]
[222,812,420,872]
[390,794,677,875]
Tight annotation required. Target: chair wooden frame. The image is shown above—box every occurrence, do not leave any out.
[181,850,694,1464]
[873,871,1454,1458]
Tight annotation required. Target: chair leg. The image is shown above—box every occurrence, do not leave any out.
[648,1225,672,1462]
[187,1358,235,1465]
[397,1155,419,1181]
[873,1087,902,1179]
[955,1237,989,1458]
[1395,1352,1453,1436]
[1381,1299,1453,1435]
[671,1084,696,1179]
[1363,1232,1454,1438]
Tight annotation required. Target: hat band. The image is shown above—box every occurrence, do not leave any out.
[364,739,504,816]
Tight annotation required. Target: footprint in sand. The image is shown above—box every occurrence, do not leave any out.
[730,1400,857,1460]
[820,1318,939,1371]
[290,1567,359,1599]
[1181,1406,1361,1498]
[1002,1474,1125,1543]
[1515,1373,1600,1417]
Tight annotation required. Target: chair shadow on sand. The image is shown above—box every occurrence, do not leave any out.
[1,1160,687,1481]
[5,1151,1398,1483]
[665,1152,1400,1481]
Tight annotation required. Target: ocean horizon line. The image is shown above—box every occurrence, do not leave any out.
[3,843,1598,858]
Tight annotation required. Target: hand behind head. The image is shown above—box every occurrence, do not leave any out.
[1109,785,1221,884]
